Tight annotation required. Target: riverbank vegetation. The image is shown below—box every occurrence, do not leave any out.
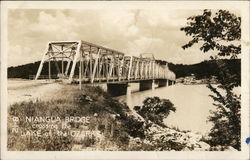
[181,9,241,150]
[7,9,241,152]
[8,86,141,150]
[168,59,240,81]
[8,85,217,151]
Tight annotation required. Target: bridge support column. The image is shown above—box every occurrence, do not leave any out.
[127,84,132,95]
[169,80,175,85]
[152,80,157,90]
[158,79,167,87]
[107,83,128,96]
[169,80,172,86]
[139,80,153,91]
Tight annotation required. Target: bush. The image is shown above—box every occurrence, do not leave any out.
[82,135,96,148]
[122,115,145,139]
[8,87,176,151]
[135,96,176,126]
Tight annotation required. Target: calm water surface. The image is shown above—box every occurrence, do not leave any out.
[117,83,215,134]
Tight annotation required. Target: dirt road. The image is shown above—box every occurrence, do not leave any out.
[8,79,66,105]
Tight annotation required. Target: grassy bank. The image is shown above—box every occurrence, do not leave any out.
[8,85,231,151]
[8,85,145,151]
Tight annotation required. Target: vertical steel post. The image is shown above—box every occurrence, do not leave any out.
[90,47,92,81]
[108,56,113,81]
[79,55,82,90]
[140,61,144,79]
[134,59,139,79]
[91,49,101,83]
[61,45,64,75]
[48,55,51,80]
[127,56,133,80]
[152,61,155,79]
[98,57,103,82]
[119,56,124,81]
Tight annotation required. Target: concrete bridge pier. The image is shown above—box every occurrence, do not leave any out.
[169,80,174,86]
[127,84,132,95]
[139,80,153,91]
[169,80,176,86]
[106,79,175,96]
[152,80,158,90]
[107,83,128,97]
[158,79,167,87]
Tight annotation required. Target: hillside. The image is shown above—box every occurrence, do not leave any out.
[8,61,69,79]
[168,59,240,80]
[8,59,241,81]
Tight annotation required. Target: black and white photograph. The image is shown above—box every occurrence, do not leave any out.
[1,1,249,160]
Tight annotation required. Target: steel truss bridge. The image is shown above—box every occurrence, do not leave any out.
[35,40,176,84]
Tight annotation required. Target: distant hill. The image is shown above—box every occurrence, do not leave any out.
[168,59,240,80]
[8,59,240,81]
[8,61,69,79]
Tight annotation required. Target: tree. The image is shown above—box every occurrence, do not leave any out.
[206,60,241,149]
[134,97,176,126]
[181,10,241,150]
[181,9,241,59]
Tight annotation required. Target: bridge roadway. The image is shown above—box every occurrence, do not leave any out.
[35,40,176,96]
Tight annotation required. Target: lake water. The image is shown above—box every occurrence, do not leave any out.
[117,83,215,135]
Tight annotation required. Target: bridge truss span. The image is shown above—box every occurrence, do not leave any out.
[35,40,176,83]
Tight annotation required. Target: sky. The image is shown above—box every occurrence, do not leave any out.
[7,9,223,67]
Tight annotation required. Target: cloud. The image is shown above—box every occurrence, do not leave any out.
[127,25,139,36]
[127,37,165,56]
[8,44,39,66]
[7,9,218,67]
[29,11,78,40]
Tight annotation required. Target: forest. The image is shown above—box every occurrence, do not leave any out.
[169,59,240,80]
[8,59,240,81]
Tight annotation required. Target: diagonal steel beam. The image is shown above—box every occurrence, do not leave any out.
[35,42,50,80]
[69,41,82,83]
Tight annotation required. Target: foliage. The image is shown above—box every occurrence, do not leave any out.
[181,9,241,58]
[181,9,241,150]
[129,139,186,151]
[82,135,96,148]
[207,60,241,149]
[8,100,76,151]
[135,97,176,126]
[152,139,186,151]
[168,59,240,81]
[8,86,146,151]
[122,115,145,139]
